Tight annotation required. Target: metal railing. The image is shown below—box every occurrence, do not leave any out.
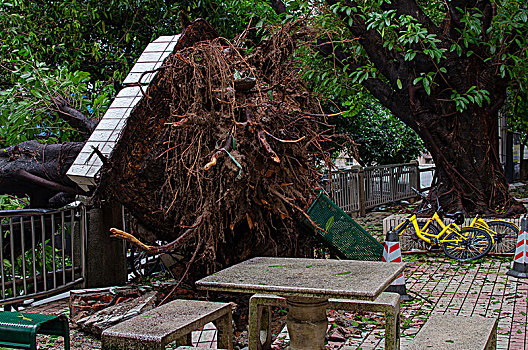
[328,162,423,216]
[327,169,361,214]
[0,203,86,305]
[364,163,418,209]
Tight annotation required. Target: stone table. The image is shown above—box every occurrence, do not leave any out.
[196,257,406,350]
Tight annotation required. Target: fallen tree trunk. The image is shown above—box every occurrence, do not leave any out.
[0,141,86,207]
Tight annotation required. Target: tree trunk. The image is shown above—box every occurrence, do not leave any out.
[416,108,521,215]
[407,57,525,215]
[0,141,86,207]
[313,0,527,216]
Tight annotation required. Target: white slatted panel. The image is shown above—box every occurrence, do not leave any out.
[67,34,181,190]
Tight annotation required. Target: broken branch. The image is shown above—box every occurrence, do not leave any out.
[110,215,204,255]
[16,169,84,195]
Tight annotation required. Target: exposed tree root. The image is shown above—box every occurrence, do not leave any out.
[110,215,202,255]
[98,20,333,278]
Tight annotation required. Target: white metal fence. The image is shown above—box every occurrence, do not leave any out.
[328,162,428,216]
[0,204,86,306]
[327,169,361,213]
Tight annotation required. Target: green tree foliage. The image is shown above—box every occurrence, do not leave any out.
[298,31,425,165]
[335,96,424,166]
[0,0,417,165]
[283,0,528,213]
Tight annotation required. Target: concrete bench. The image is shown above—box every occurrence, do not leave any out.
[407,314,497,350]
[101,299,233,350]
[249,292,400,350]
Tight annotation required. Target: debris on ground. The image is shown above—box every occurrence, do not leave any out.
[69,282,198,336]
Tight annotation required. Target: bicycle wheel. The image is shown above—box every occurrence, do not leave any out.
[442,227,493,260]
[400,222,440,251]
[486,221,519,254]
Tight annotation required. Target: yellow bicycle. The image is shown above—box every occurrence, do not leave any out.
[412,187,519,254]
[467,216,518,253]
[393,191,493,260]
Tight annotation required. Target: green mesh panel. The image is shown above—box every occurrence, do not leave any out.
[306,191,384,261]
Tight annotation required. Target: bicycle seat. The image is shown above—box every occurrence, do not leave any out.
[444,211,465,225]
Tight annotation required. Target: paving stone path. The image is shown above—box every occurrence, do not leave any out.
[345,254,527,350]
[21,206,528,350]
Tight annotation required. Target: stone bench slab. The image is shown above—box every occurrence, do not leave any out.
[407,314,497,350]
[101,299,232,350]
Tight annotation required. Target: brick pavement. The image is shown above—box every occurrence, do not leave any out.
[345,254,528,350]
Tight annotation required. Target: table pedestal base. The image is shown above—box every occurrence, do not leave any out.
[286,297,329,350]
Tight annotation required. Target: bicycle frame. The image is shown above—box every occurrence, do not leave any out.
[395,213,465,245]
[466,216,496,244]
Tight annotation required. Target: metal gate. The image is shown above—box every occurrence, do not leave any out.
[0,203,86,305]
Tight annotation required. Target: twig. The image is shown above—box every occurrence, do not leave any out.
[110,215,203,254]
[246,109,280,163]
[157,238,204,307]
[302,111,345,118]
[90,146,109,167]
[264,130,306,143]
[407,290,434,304]
[257,129,281,163]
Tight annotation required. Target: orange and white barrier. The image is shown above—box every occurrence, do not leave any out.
[507,215,528,279]
[383,230,413,301]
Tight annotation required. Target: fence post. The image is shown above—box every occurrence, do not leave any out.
[411,160,419,190]
[84,200,127,288]
[390,165,396,203]
[358,166,366,217]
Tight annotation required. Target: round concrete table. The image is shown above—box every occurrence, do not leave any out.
[196,257,406,350]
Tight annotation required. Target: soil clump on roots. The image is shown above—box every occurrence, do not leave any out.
[98,19,337,281]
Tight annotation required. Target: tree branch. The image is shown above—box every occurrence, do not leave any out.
[323,0,440,91]
[267,0,287,15]
[447,0,492,40]
[16,169,84,195]
[381,0,442,37]
[109,215,204,254]
[325,0,405,87]
[316,39,421,135]
[0,141,85,207]
[51,96,97,140]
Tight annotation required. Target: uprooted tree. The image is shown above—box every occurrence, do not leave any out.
[3,0,528,281]
[4,0,527,218]
[98,19,342,279]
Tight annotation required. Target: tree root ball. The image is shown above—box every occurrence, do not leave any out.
[97,20,337,279]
